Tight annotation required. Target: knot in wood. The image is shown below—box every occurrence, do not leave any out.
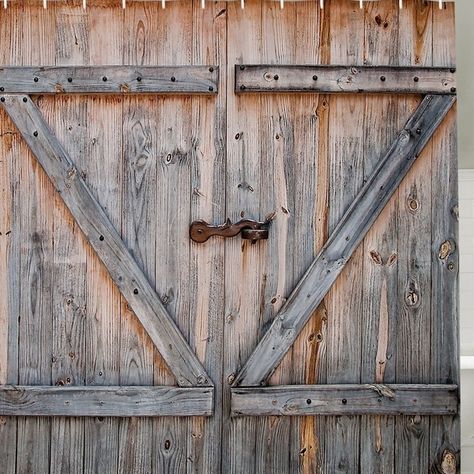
[439,240,455,260]
[441,450,457,474]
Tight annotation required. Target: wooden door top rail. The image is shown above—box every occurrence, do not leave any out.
[235,65,456,94]
[0,385,213,417]
[231,384,459,416]
[0,65,218,94]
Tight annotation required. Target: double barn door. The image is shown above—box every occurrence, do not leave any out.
[0,0,459,472]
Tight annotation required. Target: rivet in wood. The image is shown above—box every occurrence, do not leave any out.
[34,77,39,82]
[171,76,176,82]
[0,87,4,91]
[67,77,73,83]
[0,97,4,102]
[380,75,386,82]
[33,131,38,137]
[102,76,107,82]
[450,67,456,73]
[208,86,214,92]
[342,398,347,404]
[133,288,139,294]
[209,67,214,73]
[23,97,27,102]
[312,75,318,81]
[413,76,419,82]
[99,235,104,241]
[240,65,245,71]
[137,76,142,82]
[451,87,456,93]
[273,74,279,80]
[416,128,421,135]
[240,85,246,90]
[306,399,312,405]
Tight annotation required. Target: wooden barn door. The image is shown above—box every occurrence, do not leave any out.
[0,0,459,473]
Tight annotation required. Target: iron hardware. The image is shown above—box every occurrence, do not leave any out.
[189,218,270,244]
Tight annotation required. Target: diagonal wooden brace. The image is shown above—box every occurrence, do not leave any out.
[233,94,456,388]
[1,94,212,388]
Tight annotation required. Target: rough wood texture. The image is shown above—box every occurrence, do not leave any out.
[235,65,456,94]
[0,386,213,417]
[0,66,218,94]
[234,93,455,388]
[231,384,458,416]
[0,94,211,389]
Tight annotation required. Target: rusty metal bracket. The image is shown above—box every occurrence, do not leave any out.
[189,218,270,244]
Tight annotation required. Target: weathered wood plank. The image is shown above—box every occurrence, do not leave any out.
[360,2,400,471]
[188,0,227,472]
[430,2,460,471]
[223,1,262,471]
[0,94,212,389]
[84,6,123,473]
[234,93,455,388]
[235,65,456,94]
[15,6,55,473]
[395,2,433,473]
[231,385,458,417]
[120,4,158,472]
[0,66,218,94]
[0,386,213,417]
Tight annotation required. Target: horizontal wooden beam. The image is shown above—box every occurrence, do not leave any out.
[0,66,218,94]
[235,65,456,94]
[231,384,459,417]
[0,95,212,388]
[233,94,456,387]
[0,385,213,417]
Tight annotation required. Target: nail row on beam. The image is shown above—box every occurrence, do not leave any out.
[1,0,454,11]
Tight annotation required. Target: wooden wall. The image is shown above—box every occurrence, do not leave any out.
[0,0,458,472]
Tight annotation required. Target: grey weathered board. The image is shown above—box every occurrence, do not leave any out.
[235,65,456,94]
[0,386,213,417]
[0,1,459,473]
[0,66,218,94]
[231,384,458,416]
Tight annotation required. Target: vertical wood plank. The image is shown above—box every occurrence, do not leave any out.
[255,3,296,472]
[120,4,156,472]
[189,1,226,472]
[360,1,399,471]
[0,7,20,473]
[430,2,459,471]
[152,2,193,471]
[83,6,123,473]
[323,0,365,470]
[289,4,329,472]
[16,6,55,473]
[396,2,433,472]
[224,1,262,471]
[50,5,89,473]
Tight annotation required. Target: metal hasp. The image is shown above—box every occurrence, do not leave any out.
[190,218,270,244]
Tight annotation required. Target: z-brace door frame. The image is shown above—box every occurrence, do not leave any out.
[231,65,459,419]
[0,65,218,418]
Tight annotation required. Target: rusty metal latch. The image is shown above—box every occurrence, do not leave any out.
[189,218,270,244]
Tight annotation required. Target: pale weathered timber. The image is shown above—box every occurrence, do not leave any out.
[429,2,460,471]
[235,65,456,94]
[0,386,213,417]
[234,93,456,388]
[0,66,218,94]
[0,94,211,388]
[230,385,458,417]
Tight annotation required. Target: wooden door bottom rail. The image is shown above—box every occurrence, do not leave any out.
[230,384,458,416]
[0,385,213,417]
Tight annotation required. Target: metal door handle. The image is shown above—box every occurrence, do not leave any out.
[189,218,270,244]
